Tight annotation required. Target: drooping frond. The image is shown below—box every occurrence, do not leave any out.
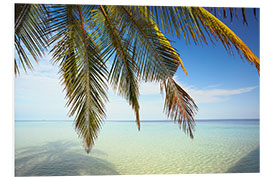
[49,5,108,152]
[48,5,78,92]
[124,6,197,135]
[161,78,198,138]
[14,4,49,75]
[121,6,188,78]
[98,5,141,130]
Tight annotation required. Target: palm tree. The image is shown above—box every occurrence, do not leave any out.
[14,4,260,152]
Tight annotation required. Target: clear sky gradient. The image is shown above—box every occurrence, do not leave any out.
[14,8,260,121]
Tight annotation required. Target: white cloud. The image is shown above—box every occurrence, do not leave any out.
[137,79,256,104]
[182,85,257,103]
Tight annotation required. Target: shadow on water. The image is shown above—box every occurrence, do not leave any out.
[226,146,260,173]
[15,140,119,176]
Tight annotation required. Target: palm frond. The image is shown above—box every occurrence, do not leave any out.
[98,5,141,130]
[49,5,108,152]
[14,4,49,75]
[161,78,198,138]
[95,5,195,134]
[128,6,198,136]
[120,6,187,79]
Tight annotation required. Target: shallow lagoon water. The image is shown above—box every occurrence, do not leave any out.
[15,120,259,176]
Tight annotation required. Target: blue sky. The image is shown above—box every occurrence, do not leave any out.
[14,8,260,121]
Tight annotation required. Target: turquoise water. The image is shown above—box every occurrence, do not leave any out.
[15,120,259,176]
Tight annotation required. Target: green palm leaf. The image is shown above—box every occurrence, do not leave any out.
[49,5,108,152]
[14,4,49,75]
[97,5,141,130]
[121,6,188,78]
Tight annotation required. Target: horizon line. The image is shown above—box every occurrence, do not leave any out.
[15,118,260,122]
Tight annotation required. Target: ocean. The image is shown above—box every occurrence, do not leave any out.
[15,119,260,176]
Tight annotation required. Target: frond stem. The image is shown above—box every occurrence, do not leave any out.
[77,5,91,120]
